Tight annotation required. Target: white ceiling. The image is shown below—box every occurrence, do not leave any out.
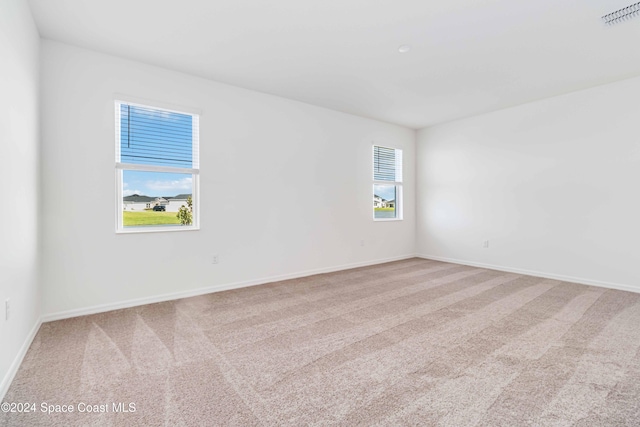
[27,0,640,129]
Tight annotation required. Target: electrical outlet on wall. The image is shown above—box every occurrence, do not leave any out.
[483,240,489,248]
[212,254,219,264]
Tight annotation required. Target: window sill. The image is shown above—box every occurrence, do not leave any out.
[116,225,200,234]
[373,218,403,222]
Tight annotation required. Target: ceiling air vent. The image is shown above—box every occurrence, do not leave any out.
[602,2,640,25]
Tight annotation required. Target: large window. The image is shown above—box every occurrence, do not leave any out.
[373,145,402,220]
[115,100,199,232]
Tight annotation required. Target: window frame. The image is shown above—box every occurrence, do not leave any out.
[114,98,200,234]
[372,144,403,222]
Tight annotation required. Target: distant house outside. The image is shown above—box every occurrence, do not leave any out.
[123,194,191,213]
[153,197,169,208]
[166,194,191,212]
[123,194,155,211]
[373,194,394,209]
[373,193,397,219]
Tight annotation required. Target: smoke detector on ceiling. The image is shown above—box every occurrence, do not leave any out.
[602,2,640,25]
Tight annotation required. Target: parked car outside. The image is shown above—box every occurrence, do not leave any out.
[153,205,166,211]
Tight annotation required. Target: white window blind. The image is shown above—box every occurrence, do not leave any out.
[118,103,199,170]
[373,146,403,182]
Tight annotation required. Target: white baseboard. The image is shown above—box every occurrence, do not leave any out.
[41,254,417,323]
[417,254,639,294]
[0,317,42,401]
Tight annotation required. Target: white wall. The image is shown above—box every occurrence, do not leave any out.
[416,76,640,291]
[0,0,41,396]
[40,40,415,317]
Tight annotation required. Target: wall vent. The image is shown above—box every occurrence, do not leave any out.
[602,2,640,25]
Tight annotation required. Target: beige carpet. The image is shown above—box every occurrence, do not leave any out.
[2,258,640,426]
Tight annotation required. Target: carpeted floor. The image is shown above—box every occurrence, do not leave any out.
[2,258,640,426]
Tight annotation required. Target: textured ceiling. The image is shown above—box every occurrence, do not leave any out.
[28,0,640,128]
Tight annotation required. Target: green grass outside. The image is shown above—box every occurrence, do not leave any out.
[374,207,395,212]
[123,211,181,226]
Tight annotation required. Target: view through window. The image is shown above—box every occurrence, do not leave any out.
[373,145,402,220]
[115,101,199,231]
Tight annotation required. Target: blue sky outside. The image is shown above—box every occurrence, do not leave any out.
[120,104,194,197]
[374,184,396,202]
[123,170,192,197]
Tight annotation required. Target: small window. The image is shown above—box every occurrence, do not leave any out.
[115,101,199,232]
[373,145,402,220]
